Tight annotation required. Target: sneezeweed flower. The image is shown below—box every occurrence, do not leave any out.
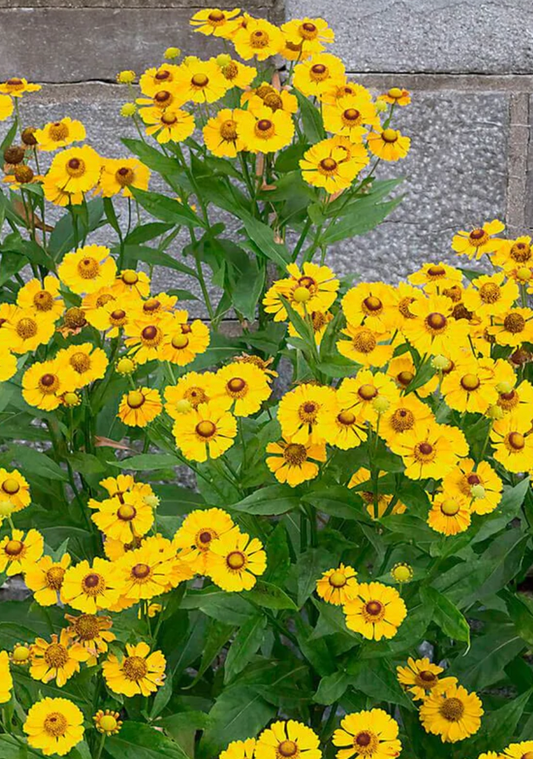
[0,94,14,120]
[23,697,84,757]
[140,107,196,144]
[212,361,272,416]
[378,86,411,105]
[342,281,398,332]
[336,370,400,426]
[490,412,533,472]
[25,554,71,606]
[233,17,285,60]
[220,738,256,759]
[17,275,65,320]
[379,394,434,446]
[390,562,413,584]
[0,651,13,703]
[89,492,154,542]
[451,219,505,259]
[64,613,115,663]
[30,629,87,687]
[117,70,136,84]
[0,529,44,575]
[118,387,163,427]
[123,314,174,363]
[263,262,339,320]
[300,139,365,193]
[97,157,150,198]
[332,709,402,759]
[255,720,321,759]
[190,7,241,37]
[441,358,499,414]
[22,361,79,411]
[322,95,380,141]
[113,269,151,299]
[493,235,533,268]
[392,423,469,480]
[244,86,298,117]
[164,371,217,419]
[34,118,86,151]
[397,657,457,701]
[315,398,368,449]
[94,709,123,736]
[159,314,210,365]
[0,308,56,354]
[503,742,533,759]
[172,401,237,462]
[0,468,30,512]
[343,582,407,640]
[0,77,41,97]
[208,528,267,591]
[218,57,257,89]
[45,144,102,194]
[367,127,410,161]
[462,272,519,317]
[442,459,502,516]
[488,307,533,347]
[401,294,470,354]
[316,564,359,605]
[57,343,109,388]
[203,108,248,157]
[173,507,235,574]
[293,52,345,98]
[0,350,17,383]
[102,642,166,697]
[115,543,192,602]
[176,58,229,103]
[408,261,463,290]
[116,356,137,376]
[419,683,483,743]
[282,16,334,57]
[61,557,121,613]
[277,383,336,444]
[239,106,295,153]
[58,245,117,295]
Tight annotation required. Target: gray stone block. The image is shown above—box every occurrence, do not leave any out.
[287,0,533,75]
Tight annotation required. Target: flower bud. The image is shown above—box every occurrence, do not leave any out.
[487,404,504,420]
[496,381,513,394]
[164,47,181,60]
[0,500,14,517]
[431,355,451,371]
[117,70,136,84]
[120,103,137,118]
[373,396,390,414]
[471,484,486,499]
[375,100,388,113]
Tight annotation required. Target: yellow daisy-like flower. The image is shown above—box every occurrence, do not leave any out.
[378,87,411,106]
[336,324,395,368]
[300,139,364,193]
[343,582,406,640]
[137,88,186,114]
[0,468,30,512]
[118,387,163,427]
[488,307,533,347]
[29,629,87,687]
[94,709,123,736]
[428,493,471,535]
[255,720,321,759]
[378,394,434,445]
[233,17,285,60]
[99,473,157,506]
[502,741,533,759]
[293,53,345,98]
[97,157,150,198]
[158,313,210,366]
[0,77,41,97]
[0,94,14,120]
[441,358,499,414]
[349,467,406,519]
[264,262,340,322]
[164,371,217,419]
[22,361,79,411]
[367,128,410,161]
[203,108,248,158]
[238,105,295,154]
[401,294,470,355]
[332,709,401,759]
[0,529,44,576]
[218,58,257,89]
[442,459,502,516]
[220,737,256,759]
[314,395,368,450]
[316,564,359,605]
[102,642,166,697]
[176,58,229,103]
[25,554,71,607]
[0,349,17,383]
[277,383,336,444]
[113,269,151,299]
[85,298,131,337]
[172,401,237,462]
[190,7,241,37]
[451,219,505,259]
[90,492,154,543]
[17,275,65,320]
[58,245,117,295]
[267,436,327,487]
[0,307,56,354]
[462,272,519,317]
[115,542,193,602]
[419,683,483,743]
[173,507,235,574]
[336,370,400,426]
[392,423,469,480]
[61,557,121,613]
[0,650,13,703]
[211,361,271,416]
[408,261,463,290]
[123,313,174,364]
[42,175,85,206]
[492,235,533,268]
[139,64,182,95]
[56,343,109,389]
[323,95,380,142]
[64,613,115,664]
[46,144,102,194]
[281,17,335,57]
[208,528,267,592]
[23,697,84,757]
[490,412,533,473]
[243,87,298,117]
[34,118,86,151]
[140,106,195,144]
[342,282,399,333]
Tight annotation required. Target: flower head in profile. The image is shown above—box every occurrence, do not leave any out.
[419,682,483,743]
[190,7,241,38]
[502,741,533,759]
[64,612,115,664]
[0,77,41,97]
[23,697,84,757]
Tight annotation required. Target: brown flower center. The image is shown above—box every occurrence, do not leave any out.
[226,551,246,570]
[64,307,86,328]
[358,384,377,401]
[390,408,415,432]
[251,30,269,48]
[479,282,501,303]
[67,157,85,177]
[283,442,308,466]
[46,566,66,590]
[397,370,414,387]
[2,478,20,495]
[337,411,356,426]
[508,431,525,450]
[220,119,238,141]
[196,420,216,438]
[132,563,151,579]
[504,313,526,333]
[123,655,148,681]
[227,377,246,394]
[299,400,319,423]
[33,290,54,311]
[365,600,383,616]
[77,257,100,279]
[70,351,91,373]
[116,166,135,186]
[426,312,447,331]
[72,614,101,640]
[44,712,68,737]
[352,329,377,353]
[310,63,328,80]
[117,504,136,521]
[439,697,465,722]
[191,73,209,88]
[460,373,480,391]
[278,740,298,757]
[510,241,531,263]
[319,157,338,174]
[5,539,23,556]
[39,373,59,393]
[82,572,105,595]
[16,317,38,339]
[44,643,69,668]
[127,390,145,409]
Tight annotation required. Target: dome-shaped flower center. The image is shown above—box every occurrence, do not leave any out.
[283,443,307,466]
[382,128,398,142]
[460,373,480,391]
[256,119,274,138]
[154,90,172,105]
[132,563,151,579]
[15,165,34,183]
[141,325,159,343]
[251,30,269,47]
[99,715,118,732]
[172,333,189,349]
[508,431,525,450]
[358,384,377,401]
[310,63,328,80]
[510,241,531,262]
[397,370,414,387]
[70,352,91,373]
[263,92,283,110]
[5,539,23,556]
[427,265,446,277]
[198,530,214,546]
[354,731,373,747]
[208,9,225,21]
[184,387,206,406]
[469,227,486,241]
[121,270,138,285]
[39,373,59,393]
[391,408,415,432]
[365,600,383,616]
[12,645,30,662]
[299,401,318,423]
[278,740,298,757]
[363,295,382,313]
[301,21,317,34]
[329,571,347,587]
[118,504,136,521]
[196,420,216,438]
[521,753,533,759]
[16,317,38,339]
[337,410,356,426]
[416,442,435,461]
[46,566,66,590]
[127,390,145,409]
[218,118,238,141]
[418,669,437,683]
[353,330,377,353]
[77,256,99,279]
[116,166,135,186]
[64,307,87,328]
[111,309,126,321]
[33,290,54,311]
[161,113,178,125]
[426,312,447,331]
[439,696,465,722]
[44,643,69,668]
[343,108,361,123]
[192,73,209,88]
[155,69,171,81]
[123,655,148,681]
[227,377,246,394]
[73,613,100,640]
[319,157,338,173]
[2,478,20,495]
[479,282,500,303]
[388,87,403,98]
[441,499,460,516]
[227,551,246,570]
[504,313,526,333]
[44,712,68,737]
[293,286,311,302]
[67,157,85,177]
[82,573,105,594]
[49,122,69,141]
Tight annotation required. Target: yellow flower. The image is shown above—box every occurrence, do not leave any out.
[0,529,44,575]
[97,157,150,198]
[491,412,533,472]
[349,467,406,519]
[22,360,79,411]
[378,87,411,106]
[336,324,394,368]
[503,742,533,759]
[0,349,17,382]
[315,395,368,449]
[0,651,13,703]
[131,292,178,318]
[398,657,455,701]
[419,683,483,743]
[190,8,241,37]
[56,343,109,389]
[117,386,162,427]
[176,58,229,103]
[266,437,327,487]
[332,709,401,759]
[323,95,380,142]
[34,118,86,151]
[391,562,413,583]
[137,87,186,113]
[23,697,84,757]
[316,564,359,605]
[103,642,166,697]
[391,423,469,479]
[367,127,410,161]
[220,738,256,759]
[139,64,182,95]
[203,108,249,157]
[123,313,174,364]
[0,77,41,97]
[218,59,257,90]
[300,139,365,193]
[115,542,192,602]
[386,353,436,397]
[0,468,30,512]
[45,144,102,194]
[343,582,406,640]
[211,361,271,416]
[42,176,85,206]
[238,105,294,153]
[120,102,137,118]
[243,87,298,117]
[94,709,123,736]
[64,612,115,663]
[342,282,398,332]
[452,219,505,259]
[0,95,14,120]
[30,629,87,687]
[255,720,321,759]
[428,494,471,535]
[17,275,65,320]
[264,262,339,321]
[58,244,117,295]
[233,18,285,60]
[61,557,121,613]
[441,357,500,414]
[462,272,519,317]
[141,107,196,143]
[164,371,217,419]
[117,70,136,84]
[172,401,237,462]
[173,507,235,574]
[281,17,335,57]
[0,307,56,354]
[159,313,211,365]
[85,298,131,337]
[492,235,533,268]
[90,492,154,543]
[409,262,463,290]
[293,53,345,98]
[277,383,336,444]
[25,554,71,606]
[335,370,400,426]
[378,394,434,445]
[496,377,533,416]
[208,528,266,592]
[488,307,533,347]
[442,459,502,516]
[402,294,470,355]
[319,80,373,106]
[112,269,150,299]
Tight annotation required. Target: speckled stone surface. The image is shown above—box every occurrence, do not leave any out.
[287,0,533,75]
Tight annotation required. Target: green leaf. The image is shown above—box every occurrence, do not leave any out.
[105,721,189,759]
[8,445,68,481]
[238,211,290,268]
[303,486,368,521]
[297,547,334,608]
[348,658,416,710]
[109,453,180,471]
[123,138,184,177]
[0,735,25,758]
[295,90,325,142]
[470,687,533,753]
[322,195,403,245]
[131,187,205,227]
[48,199,104,258]
[314,670,351,705]
[449,626,525,690]
[125,221,174,245]
[421,587,470,643]
[121,244,197,278]
[244,580,297,611]
[188,618,234,687]
[231,485,300,516]
[224,614,267,683]
[504,590,533,646]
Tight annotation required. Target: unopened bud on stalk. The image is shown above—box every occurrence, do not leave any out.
[63,391,81,407]
[517,267,532,281]
[431,355,451,371]
[164,47,181,60]
[116,356,136,375]
[116,70,136,84]
[0,500,14,517]
[144,495,160,508]
[496,381,513,394]
[375,100,388,113]
[487,404,504,420]
[174,398,192,414]
[120,103,137,118]
[471,484,486,499]
[216,53,232,68]
[373,396,390,414]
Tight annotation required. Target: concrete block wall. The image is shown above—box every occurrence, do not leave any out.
[0,0,531,293]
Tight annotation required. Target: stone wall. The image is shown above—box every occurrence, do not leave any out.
[0,0,531,294]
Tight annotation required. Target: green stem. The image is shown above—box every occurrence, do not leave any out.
[94,732,106,759]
